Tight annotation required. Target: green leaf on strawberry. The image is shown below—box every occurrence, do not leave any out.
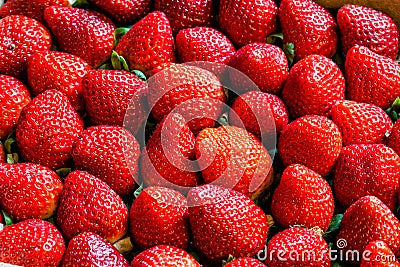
[386,97,400,122]
[324,213,343,237]
[111,50,130,72]
[131,70,147,81]
[1,210,13,226]
[114,27,132,47]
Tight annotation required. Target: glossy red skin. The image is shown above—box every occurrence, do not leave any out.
[282,54,345,119]
[265,227,330,267]
[331,100,393,146]
[27,50,92,112]
[337,196,400,261]
[0,0,70,23]
[89,0,150,25]
[0,15,51,77]
[0,163,63,221]
[61,232,129,267]
[0,144,4,162]
[176,27,235,65]
[225,258,267,267]
[0,219,65,267]
[16,90,84,170]
[44,6,115,68]
[72,125,140,197]
[279,0,337,60]
[56,170,129,243]
[219,0,277,47]
[345,45,400,109]
[81,69,148,129]
[337,5,399,59]
[130,245,201,267]
[278,115,342,176]
[130,186,189,249]
[271,164,334,232]
[388,120,400,157]
[334,144,400,211]
[230,91,289,136]
[187,184,269,261]
[360,241,400,267]
[0,74,31,140]
[155,0,214,34]
[115,11,176,76]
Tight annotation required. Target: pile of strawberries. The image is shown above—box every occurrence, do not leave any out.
[1,0,400,266]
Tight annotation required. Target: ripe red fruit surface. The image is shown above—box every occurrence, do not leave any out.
[388,120,400,156]
[224,258,267,267]
[360,241,400,267]
[0,145,4,162]
[0,219,65,267]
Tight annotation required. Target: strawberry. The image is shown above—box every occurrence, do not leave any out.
[345,45,400,109]
[224,258,267,267]
[281,54,345,119]
[195,126,273,197]
[140,113,201,189]
[89,0,150,26]
[0,219,65,266]
[56,170,129,243]
[228,43,288,94]
[337,196,400,261]
[218,0,278,47]
[388,120,400,156]
[81,69,148,129]
[44,6,115,68]
[115,11,176,76]
[360,241,400,267]
[0,0,70,24]
[331,100,393,146]
[187,184,269,261]
[278,115,342,176]
[130,186,189,249]
[333,144,400,211]
[337,4,399,59]
[130,245,201,267]
[230,91,289,137]
[265,227,330,267]
[71,125,140,197]
[27,50,92,112]
[61,232,129,267]
[0,144,4,162]
[176,27,235,65]
[0,15,51,77]
[0,163,63,221]
[16,90,84,170]
[279,0,337,60]
[0,74,31,140]
[271,164,334,232]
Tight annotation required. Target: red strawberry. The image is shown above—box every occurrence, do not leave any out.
[224,258,267,267]
[176,27,235,65]
[331,100,393,146]
[388,120,400,156]
[219,0,278,47]
[56,170,129,243]
[230,91,289,136]
[0,163,63,221]
[27,50,92,112]
[81,69,148,130]
[337,5,399,59]
[282,54,345,118]
[228,43,288,94]
[130,245,201,267]
[195,126,273,197]
[0,0,69,23]
[72,125,140,197]
[0,15,51,77]
[187,184,269,261]
[89,0,150,26]
[278,115,342,176]
[271,164,334,232]
[16,90,84,170]
[0,143,4,162]
[265,227,330,267]
[337,196,400,260]
[61,232,129,267]
[115,11,176,76]
[360,241,400,267]
[140,113,201,189]
[0,74,31,140]
[0,219,65,266]
[345,45,400,109]
[333,144,400,211]
[44,6,115,68]
[279,0,337,60]
[130,186,189,249]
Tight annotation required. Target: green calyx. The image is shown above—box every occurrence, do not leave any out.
[385,97,400,122]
